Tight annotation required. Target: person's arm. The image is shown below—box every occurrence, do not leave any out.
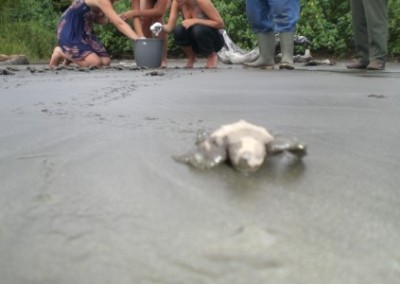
[182,0,224,29]
[162,0,179,33]
[92,0,139,40]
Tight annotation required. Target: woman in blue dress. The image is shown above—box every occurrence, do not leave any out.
[50,0,140,68]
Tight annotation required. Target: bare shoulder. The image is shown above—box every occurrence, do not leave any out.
[90,0,112,9]
[84,0,100,7]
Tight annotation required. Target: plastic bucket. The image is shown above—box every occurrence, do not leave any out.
[133,38,163,68]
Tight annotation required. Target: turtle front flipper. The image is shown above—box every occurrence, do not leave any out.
[173,137,228,169]
[267,135,307,158]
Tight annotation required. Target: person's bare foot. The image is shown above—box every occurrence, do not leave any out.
[205,52,218,68]
[49,47,64,68]
[185,56,197,68]
[49,47,71,68]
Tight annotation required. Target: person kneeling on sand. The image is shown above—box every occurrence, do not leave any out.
[161,0,225,68]
[49,0,140,68]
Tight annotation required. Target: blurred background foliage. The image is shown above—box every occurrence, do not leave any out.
[0,0,399,62]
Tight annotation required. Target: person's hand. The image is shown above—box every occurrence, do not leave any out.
[132,36,146,41]
[119,11,136,21]
[182,19,197,29]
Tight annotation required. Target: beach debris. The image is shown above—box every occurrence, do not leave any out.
[217,30,259,64]
[145,70,165,76]
[217,30,312,65]
[1,64,145,75]
[0,68,15,75]
[0,54,29,65]
[368,94,385,99]
[303,58,336,66]
[27,66,47,73]
[174,120,307,173]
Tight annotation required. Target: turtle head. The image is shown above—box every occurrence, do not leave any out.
[228,137,266,173]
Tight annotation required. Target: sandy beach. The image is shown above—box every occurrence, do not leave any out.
[1,60,400,284]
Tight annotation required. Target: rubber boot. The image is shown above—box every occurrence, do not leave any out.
[244,32,275,69]
[279,32,295,70]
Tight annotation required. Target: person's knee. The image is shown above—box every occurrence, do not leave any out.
[190,25,207,38]
[271,1,299,32]
[173,25,191,46]
[190,25,212,50]
[173,25,186,39]
[53,46,62,54]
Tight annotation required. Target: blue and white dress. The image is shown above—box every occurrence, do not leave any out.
[57,0,109,61]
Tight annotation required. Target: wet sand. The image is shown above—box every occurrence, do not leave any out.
[1,60,400,284]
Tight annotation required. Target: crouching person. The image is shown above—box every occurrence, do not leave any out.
[162,0,225,68]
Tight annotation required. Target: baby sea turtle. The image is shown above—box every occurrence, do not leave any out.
[174,120,307,173]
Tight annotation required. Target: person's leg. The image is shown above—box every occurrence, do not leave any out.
[206,28,225,68]
[205,52,218,68]
[49,46,69,67]
[246,0,274,33]
[132,0,144,36]
[75,53,102,67]
[189,25,224,68]
[363,0,388,69]
[348,0,369,68]
[173,25,196,68]
[244,0,276,68]
[271,0,300,69]
[180,46,197,68]
[87,37,110,67]
[159,31,168,67]
[140,0,155,38]
[271,0,299,32]
[158,0,171,67]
